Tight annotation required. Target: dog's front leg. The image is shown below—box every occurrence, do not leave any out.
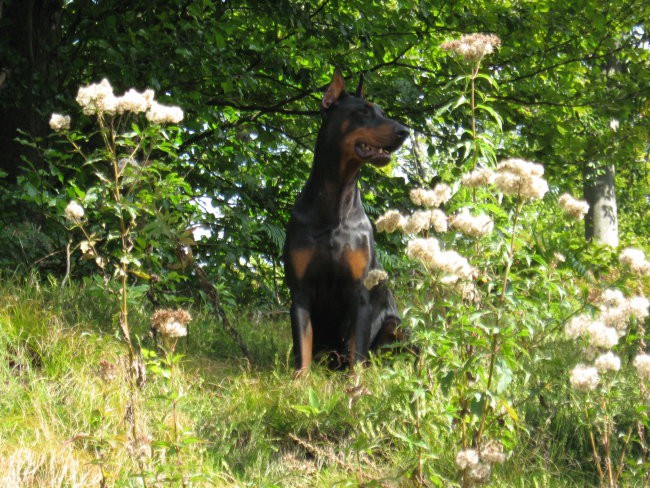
[349,291,373,366]
[290,299,313,372]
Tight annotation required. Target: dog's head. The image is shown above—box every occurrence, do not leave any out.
[319,69,409,170]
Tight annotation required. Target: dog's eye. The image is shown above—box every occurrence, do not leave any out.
[357,105,374,118]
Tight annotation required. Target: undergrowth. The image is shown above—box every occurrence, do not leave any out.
[0,276,603,487]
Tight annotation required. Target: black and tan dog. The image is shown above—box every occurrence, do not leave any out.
[283,70,409,372]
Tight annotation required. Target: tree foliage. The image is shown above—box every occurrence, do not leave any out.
[0,0,648,299]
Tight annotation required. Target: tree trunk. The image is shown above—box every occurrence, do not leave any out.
[584,163,619,248]
[0,0,63,181]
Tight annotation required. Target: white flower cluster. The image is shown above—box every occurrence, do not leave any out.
[117,88,155,114]
[406,237,440,263]
[461,168,495,188]
[146,101,184,125]
[49,113,71,131]
[459,159,549,200]
[566,289,648,342]
[564,314,591,339]
[374,210,406,233]
[558,193,589,220]
[76,78,116,115]
[64,201,85,221]
[363,269,388,290]
[410,183,453,208]
[455,449,479,470]
[74,78,183,124]
[569,364,600,392]
[455,441,505,485]
[440,33,501,63]
[620,247,650,276]
[634,354,650,380]
[566,287,650,390]
[402,210,435,234]
[493,158,549,200]
[449,210,494,238]
[151,308,192,338]
[376,208,448,235]
[586,321,618,349]
[406,237,476,281]
[594,352,621,372]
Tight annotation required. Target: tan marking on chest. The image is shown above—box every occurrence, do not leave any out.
[343,247,369,281]
[291,248,315,281]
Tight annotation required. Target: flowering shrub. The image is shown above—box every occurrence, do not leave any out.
[372,32,649,488]
[52,77,195,308]
[48,78,199,485]
[561,250,650,485]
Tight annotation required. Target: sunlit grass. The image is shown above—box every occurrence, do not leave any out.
[0,277,600,487]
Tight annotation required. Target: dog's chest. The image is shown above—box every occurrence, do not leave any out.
[315,221,372,281]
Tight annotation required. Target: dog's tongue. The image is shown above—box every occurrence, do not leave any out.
[356,142,392,165]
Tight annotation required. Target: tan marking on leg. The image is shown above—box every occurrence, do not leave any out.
[291,248,315,281]
[299,321,313,372]
[348,334,356,367]
[343,247,369,281]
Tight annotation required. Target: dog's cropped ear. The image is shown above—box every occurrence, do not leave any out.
[355,72,365,99]
[322,68,346,111]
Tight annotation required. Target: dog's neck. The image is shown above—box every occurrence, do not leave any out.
[302,140,363,225]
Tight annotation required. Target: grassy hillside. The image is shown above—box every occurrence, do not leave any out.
[0,276,605,487]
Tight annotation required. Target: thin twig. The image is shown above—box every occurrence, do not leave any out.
[62,241,72,287]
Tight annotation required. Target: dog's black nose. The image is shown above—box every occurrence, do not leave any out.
[395,125,410,140]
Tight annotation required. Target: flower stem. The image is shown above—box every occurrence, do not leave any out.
[501,200,523,300]
[168,343,187,487]
[470,64,479,171]
[476,332,499,444]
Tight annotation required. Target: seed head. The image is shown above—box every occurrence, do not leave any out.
[620,248,650,276]
[494,158,548,200]
[98,359,118,383]
[49,113,71,131]
[146,101,184,125]
[480,440,506,464]
[468,462,492,483]
[116,88,154,114]
[594,352,621,372]
[449,210,494,238]
[629,296,649,321]
[410,183,453,208]
[375,209,406,233]
[565,314,591,339]
[461,168,495,188]
[587,321,618,349]
[64,201,85,221]
[455,449,480,470]
[151,308,192,338]
[440,33,501,63]
[558,193,589,220]
[634,354,650,380]
[76,78,118,115]
[570,364,600,392]
[364,269,388,290]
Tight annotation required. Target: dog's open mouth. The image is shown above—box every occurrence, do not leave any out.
[355,142,397,165]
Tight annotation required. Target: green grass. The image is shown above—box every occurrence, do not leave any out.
[0,277,602,487]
